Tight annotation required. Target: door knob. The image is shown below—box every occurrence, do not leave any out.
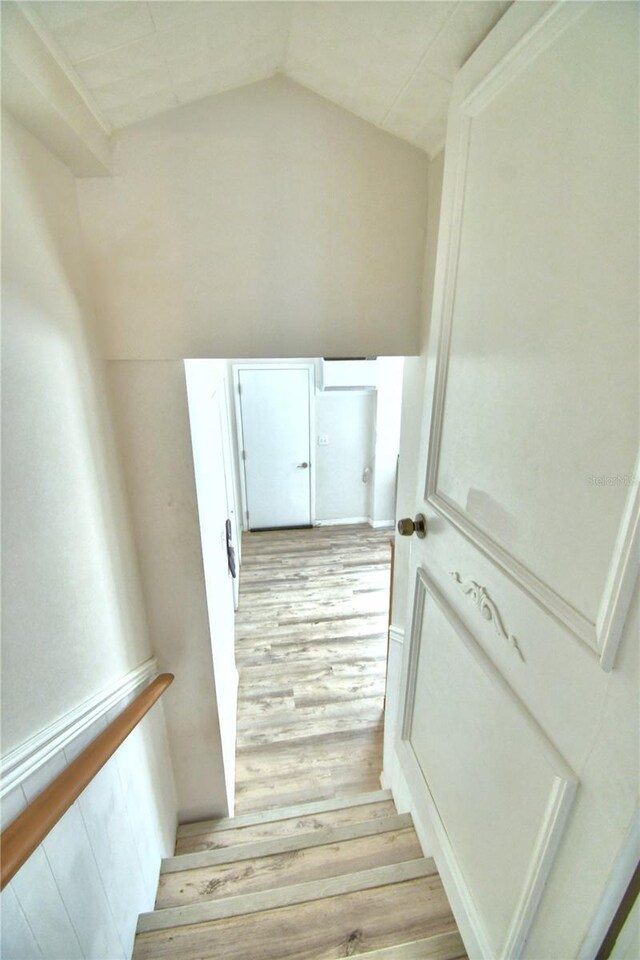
[397,514,427,538]
[297,462,309,469]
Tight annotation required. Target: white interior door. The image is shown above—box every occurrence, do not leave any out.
[237,365,313,529]
[396,4,639,959]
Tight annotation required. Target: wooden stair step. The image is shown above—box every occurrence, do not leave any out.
[157,818,421,908]
[138,858,433,932]
[168,813,412,872]
[134,870,454,960]
[175,797,397,854]
[176,789,394,850]
[349,931,467,959]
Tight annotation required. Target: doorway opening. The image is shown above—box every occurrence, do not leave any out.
[186,356,405,814]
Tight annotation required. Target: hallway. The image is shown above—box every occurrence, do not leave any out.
[234,525,392,814]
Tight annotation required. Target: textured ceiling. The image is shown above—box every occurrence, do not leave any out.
[25,1,510,156]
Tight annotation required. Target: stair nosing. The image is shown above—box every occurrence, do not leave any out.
[163,812,414,873]
[176,789,394,838]
[137,857,434,933]
[346,931,466,959]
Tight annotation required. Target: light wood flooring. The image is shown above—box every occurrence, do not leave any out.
[133,529,467,959]
[233,525,392,814]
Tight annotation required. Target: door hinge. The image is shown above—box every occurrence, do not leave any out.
[237,382,242,395]
[241,450,247,461]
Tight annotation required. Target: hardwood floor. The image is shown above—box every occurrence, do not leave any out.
[234,525,392,814]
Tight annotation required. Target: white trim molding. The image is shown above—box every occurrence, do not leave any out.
[397,568,578,959]
[0,658,159,799]
[450,572,525,662]
[389,625,405,646]
[314,517,371,527]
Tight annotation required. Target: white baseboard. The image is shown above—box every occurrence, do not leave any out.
[0,657,158,798]
[314,518,395,529]
[314,517,370,526]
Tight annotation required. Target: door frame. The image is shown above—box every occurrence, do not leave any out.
[184,360,239,814]
[218,367,242,608]
[232,361,317,530]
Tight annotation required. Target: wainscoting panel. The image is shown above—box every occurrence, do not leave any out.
[399,569,577,958]
[0,668,177,959]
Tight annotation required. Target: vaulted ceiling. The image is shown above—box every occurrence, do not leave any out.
[24,1,510,156]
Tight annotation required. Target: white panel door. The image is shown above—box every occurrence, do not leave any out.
[396,4,639,958]
[238,366,313,529]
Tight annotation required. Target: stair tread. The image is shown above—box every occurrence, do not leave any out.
[176,798,398,854]
[139,858,433,932]
[156,825,424,909]
[177,789,394,839]
[348,932,467,960]
[134,874,455,960]
[166,813,413,873]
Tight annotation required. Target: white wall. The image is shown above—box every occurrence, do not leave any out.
[106,361,231,822]
[315,390,375,523]
[370,358,404,527]
[71,76,429,828]
[76,76,429,360]
[1,110,151,751]
[1,110,177,955]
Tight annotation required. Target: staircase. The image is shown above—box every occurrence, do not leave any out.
[133,789,466,960]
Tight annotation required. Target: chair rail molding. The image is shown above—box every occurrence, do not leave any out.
[0,657,158,799]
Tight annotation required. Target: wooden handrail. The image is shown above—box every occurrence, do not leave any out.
[0,673,174,891]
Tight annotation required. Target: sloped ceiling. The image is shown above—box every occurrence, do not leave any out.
[23,1,510,156]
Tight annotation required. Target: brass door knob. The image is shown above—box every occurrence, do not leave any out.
[397,514,427,538]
